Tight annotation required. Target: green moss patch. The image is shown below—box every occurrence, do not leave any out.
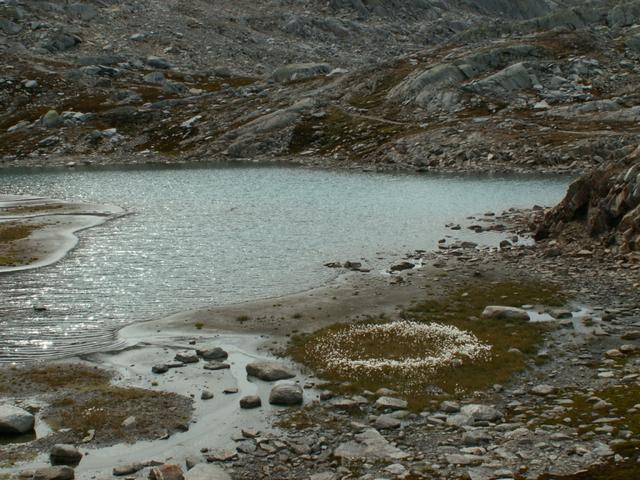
[289,281,565,409]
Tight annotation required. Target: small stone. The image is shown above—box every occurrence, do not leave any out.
[152,364,169,374]
[239,395,261,409]
[184,464,231,480]
[201,391,213,400]
[223,387,238,394]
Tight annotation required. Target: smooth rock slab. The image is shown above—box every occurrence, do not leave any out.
[269,383,303,406]
[246,361,295,381]
[334,428,409,461]
[50,444,83,466]
[184,463,231,480]
[481,306,530,321]
[0,404,35,434]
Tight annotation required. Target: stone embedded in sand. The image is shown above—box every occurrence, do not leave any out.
[239,395,261,409]
[245,361,295,381]
[196,347,228,361]
[481,306,530,321]
[184,464,231,480]
[152,364,169,374]
[201,390,214,400]
[33,466,75,480]
[269,382,303,406]
[375,396,407,411]
[389,261,415,272]
[50,444,83,466]
[113,463,145,476]
[149,464,184,480]
[174,351,199,364]
[0,404,35,434]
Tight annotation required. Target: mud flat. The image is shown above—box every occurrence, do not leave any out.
[0,195,123,273]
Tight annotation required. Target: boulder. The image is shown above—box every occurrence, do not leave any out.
[0,404,35,434]
[184,464,231,480]
[268,382,303,406]
[374,414,401,429]
[246,361,295,381]
[481,306,530,321]
[50,445,83,466]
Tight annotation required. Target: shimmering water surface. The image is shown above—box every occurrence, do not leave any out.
[0,163,570,362]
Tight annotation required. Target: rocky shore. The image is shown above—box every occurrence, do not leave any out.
[1,202,639,479]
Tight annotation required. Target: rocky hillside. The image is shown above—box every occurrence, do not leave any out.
[1,0,640,174]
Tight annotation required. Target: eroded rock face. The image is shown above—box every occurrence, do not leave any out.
[536,149,640,252]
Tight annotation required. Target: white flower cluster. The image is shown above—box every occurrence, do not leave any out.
[308,321,492,381]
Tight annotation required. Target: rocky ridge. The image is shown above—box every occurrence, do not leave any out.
[0,0,639,174]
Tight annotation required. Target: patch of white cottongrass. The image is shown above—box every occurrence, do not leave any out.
[309,321,492,378]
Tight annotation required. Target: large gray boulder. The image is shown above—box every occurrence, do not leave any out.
[246,361,295,381]
[184,464,231,480]
[0,404,35,434]
[271,63,331,83]
[268,382,303,405]
[466,62,536,97]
